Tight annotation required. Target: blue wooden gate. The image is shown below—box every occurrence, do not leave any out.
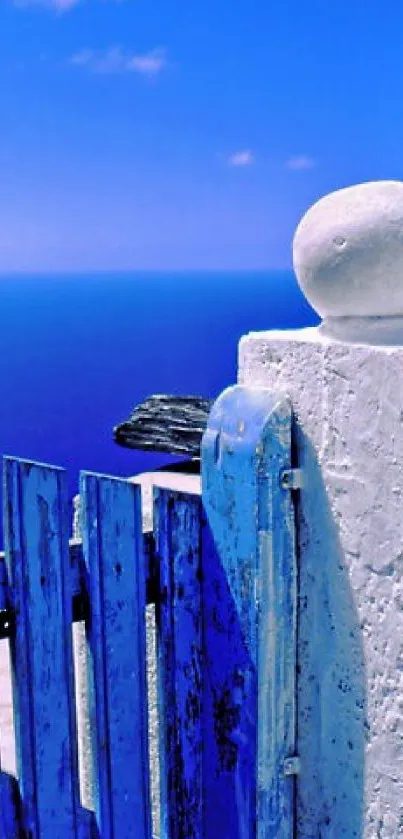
[0,385,297,839]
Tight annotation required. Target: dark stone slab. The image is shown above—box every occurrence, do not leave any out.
[113,394,214,457]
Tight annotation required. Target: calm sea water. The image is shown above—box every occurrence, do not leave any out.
[0,270,318,543]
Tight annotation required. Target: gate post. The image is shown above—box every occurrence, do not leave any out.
[201,385,297,838]
[239,181,403,837]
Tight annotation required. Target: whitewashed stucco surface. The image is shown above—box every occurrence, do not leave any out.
[239,328,403,838]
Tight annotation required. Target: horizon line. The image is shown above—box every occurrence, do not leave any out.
[0,266,294,277]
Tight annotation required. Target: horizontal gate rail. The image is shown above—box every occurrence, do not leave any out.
[0,530,156,639]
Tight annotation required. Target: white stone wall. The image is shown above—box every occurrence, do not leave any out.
[239,329,403,838]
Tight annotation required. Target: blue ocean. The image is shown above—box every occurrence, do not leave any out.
[0,270,318,544]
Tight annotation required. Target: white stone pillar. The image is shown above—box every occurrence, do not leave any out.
[238,181,403,838]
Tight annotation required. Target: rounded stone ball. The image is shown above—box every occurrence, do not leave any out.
[292,180,403,317]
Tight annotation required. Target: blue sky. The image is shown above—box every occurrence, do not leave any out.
[1,0,403,271]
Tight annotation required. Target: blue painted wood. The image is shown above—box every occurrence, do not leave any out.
[3,457,80,838]
[69,530,156,615]
[1,386,295,839]
[80,472,152,839]
[201,385,297,839]
[154,489,203,839]
[0,529,156,638]
[0,552,8,610]
[0,772,20,838]
[76,805,95,839]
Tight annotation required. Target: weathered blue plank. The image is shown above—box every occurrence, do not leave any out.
[154,489,203,839]
[0,552,8,612]
[3,457,80,838]
[201,385,297,839]
[0,772,20,838]
[80,472,151,839]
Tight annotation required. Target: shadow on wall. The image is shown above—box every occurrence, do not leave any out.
[295,427,367,838]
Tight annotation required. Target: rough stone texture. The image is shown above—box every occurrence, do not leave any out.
[114,393,212,456]
[239,327,403,838]
[293,180,403,320]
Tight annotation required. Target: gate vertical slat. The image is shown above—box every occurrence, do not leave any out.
[198,516,256,839]
[154,489,203,839]
[0,772,20,838]
[201,386,297,839]
[3,457,80,838]
[80,472,151,839]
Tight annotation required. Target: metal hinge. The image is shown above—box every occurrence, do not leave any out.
[280,468,304,490]
[283,756,301,776]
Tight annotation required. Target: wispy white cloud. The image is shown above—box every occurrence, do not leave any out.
[228,150,255,167]
[127,51,167,76]
[285,155,316,171]
[70,47,168,77]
